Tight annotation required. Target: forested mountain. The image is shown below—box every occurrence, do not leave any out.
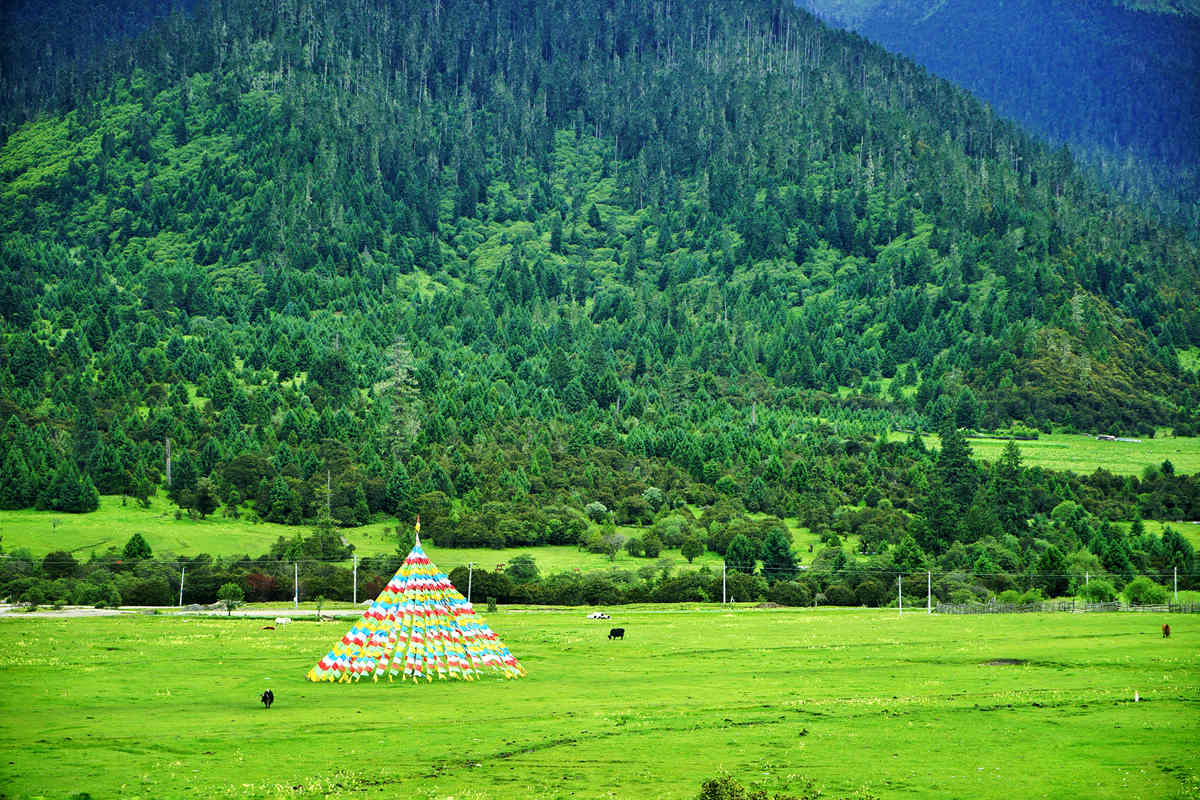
[1,0,1198,597]
[801,0,1200,231]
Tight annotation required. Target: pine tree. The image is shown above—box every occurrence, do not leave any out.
[759,527,797,583]
[990,440,1030,536]
[123,533,153,560]
[725,534,759,575]
[935,421,978,510]
[385,462,416,520]
[0,448,33,509]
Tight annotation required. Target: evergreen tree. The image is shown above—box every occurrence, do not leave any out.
[935,421,978,510]
[893,532,928,572]
[1035,544,1069,598]
[37,460,100,513]
[88,440,125,495]
[990,441,1030,537]
[122,533,153,560]
[0,448,33,509]
[725,534,760,575]
[759,527,797,583]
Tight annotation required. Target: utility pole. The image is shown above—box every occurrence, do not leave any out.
[467,562,474,604]
[898,574,902,616]
[293,562,299,608]
[179,566,185,606]
[352,554,358,605]
[927,571,931,614]
[165,437,172,488]
[1174,567,1178,603]
[722,562,727,605]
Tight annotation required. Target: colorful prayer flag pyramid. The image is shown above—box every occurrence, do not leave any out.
[306,533,526,683]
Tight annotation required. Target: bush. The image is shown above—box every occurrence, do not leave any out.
[824,583,856,606]
[20,583,46,609]
[1017,588,1044,604]
[641,533,663,559]
[724,572,768,603]
[1078,578,1116,603]
[120,576,173,606]
[949,588,979,605]
[697,773,818,800]
[1122,576,1168,605]
[584,501,608,522]
[767,580,813,607]
[854,578,887,607]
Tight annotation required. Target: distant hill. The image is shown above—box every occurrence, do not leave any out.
[801,0,1200,230]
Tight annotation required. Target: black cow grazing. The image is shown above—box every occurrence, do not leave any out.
[1162,623,1170,639]
[261,689,274,709]
[608,627,625,640]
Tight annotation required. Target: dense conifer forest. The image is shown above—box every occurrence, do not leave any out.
[1,0,1197,606]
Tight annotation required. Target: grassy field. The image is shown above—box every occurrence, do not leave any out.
[0,608,1195,800]
[888,431,1200,476]
[0,495,839,568]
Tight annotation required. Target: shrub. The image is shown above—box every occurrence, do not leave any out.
[641,533,663,559]
[42,551,79,580]
[584,501,608,522]
[642,486,666,512]
[697,773,818,800]
[824,583,856,606]
[724,572,768,603]
[120,576,172,606]
[1123,576,1168,605]
[854,578,887,607]
[21,583,46,609]
[1017,588,1044,604]
[767,580,813,607]
[949,589,978,605]
[1078,578,1116,603]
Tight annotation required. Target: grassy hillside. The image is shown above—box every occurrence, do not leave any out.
[0,610,1194,799]
[887,431,1200,476]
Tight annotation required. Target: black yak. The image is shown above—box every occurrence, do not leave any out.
[261,689,274,709]
[1162,623,1170,639]
[608,627,625,640]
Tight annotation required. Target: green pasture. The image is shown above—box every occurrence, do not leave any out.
[1134,520,1200,552]
[0,496,842,570]
[1,608,1196,800]
[889,431,1200,476]
[0,494,305,559]
[0,494,727,571]
[0,494,684,569]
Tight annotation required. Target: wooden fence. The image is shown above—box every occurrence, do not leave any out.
[935,600,1197,615]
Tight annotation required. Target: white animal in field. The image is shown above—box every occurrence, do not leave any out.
[586,612,610,619]
[274,617,291,626]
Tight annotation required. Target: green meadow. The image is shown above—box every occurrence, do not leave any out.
[887,432,1200,476]
[0,608,1195,800]
[0,495,772,570]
